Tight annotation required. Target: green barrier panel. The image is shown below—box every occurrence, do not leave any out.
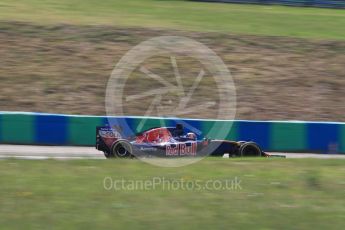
[131,117,171,133]
[270,122,307,151]
[68,116,105,146]
[340,125,345,154]
[201,120,237,140]
[0,112,344,153]
[1,114,34,144]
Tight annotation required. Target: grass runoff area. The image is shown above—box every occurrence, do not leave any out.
[0,0,344,40]
[0,158,344,229]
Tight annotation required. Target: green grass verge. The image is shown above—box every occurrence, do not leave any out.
[0,0,344,40]
[1,158,344,229]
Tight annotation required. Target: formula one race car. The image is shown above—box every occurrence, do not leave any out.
[96,124,279,158]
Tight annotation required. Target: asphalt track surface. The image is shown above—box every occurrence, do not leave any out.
[0,145,344,160]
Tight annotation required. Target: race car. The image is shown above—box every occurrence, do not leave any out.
[95,123,278,158]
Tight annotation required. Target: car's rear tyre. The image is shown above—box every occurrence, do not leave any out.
[104,151,112,158]
[111,140,133,158]
[239,142,262,157]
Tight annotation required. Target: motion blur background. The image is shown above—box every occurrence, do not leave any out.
[1,0,344,120]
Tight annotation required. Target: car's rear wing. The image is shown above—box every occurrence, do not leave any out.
[96,126,123,153]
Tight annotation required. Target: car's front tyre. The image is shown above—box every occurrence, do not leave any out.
[239,142,262,157]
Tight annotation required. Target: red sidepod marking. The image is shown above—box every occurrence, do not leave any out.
[166,142,197,156]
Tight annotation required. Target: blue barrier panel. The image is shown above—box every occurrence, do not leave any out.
[307,122,340,153]
[1,112,345,153]
[35,114,68,145]
[341,125,345,153]
[0,114,2,142]
[169,119,204,137]
[237,121,270,149]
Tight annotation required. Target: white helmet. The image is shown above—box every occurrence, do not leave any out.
[186,132,196,140]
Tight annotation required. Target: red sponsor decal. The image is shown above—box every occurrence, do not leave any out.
[166,142,197,156]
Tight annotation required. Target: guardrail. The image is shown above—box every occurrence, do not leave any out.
[0,112,344,153]
[195,0,345,8]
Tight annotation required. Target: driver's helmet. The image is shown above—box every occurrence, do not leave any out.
[186,132,197,140]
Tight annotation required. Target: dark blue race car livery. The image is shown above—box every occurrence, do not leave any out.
[95,124,281,158]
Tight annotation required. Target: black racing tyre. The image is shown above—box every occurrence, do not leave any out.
[111,140,133,158]
[104,151,112,158]
[239,142,262,157]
